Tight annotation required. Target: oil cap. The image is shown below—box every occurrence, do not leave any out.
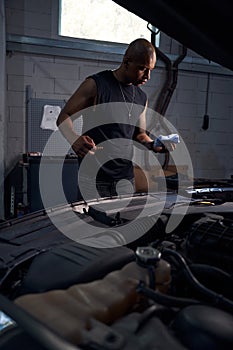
[135,246,161,266]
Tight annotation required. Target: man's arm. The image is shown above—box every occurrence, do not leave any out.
[134,102,164,152]
[134,103,176,153]
[57,78,97,157]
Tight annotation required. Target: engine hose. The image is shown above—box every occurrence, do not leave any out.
[162,249,233,314]
[190,263,232,282]
[189,263,233,298]
[147,265,156,290]
[136,281,200,308]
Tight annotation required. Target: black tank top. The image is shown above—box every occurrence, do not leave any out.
[81,70,147,181]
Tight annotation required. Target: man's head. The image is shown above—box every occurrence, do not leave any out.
[122,38,156,86]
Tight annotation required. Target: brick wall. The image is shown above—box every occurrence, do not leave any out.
[4,0,233,180]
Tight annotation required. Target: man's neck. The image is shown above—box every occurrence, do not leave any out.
[112,68,131,85]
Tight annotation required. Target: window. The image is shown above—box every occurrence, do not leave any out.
[59,0,160,46]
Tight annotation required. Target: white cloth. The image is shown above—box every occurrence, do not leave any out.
[154,133,180,146]
[40,105,61,131]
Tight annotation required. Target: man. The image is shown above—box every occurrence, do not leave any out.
[57,38,174,200]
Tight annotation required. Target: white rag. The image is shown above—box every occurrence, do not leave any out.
[154,133,180,146]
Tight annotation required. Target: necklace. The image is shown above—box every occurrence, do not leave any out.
[118,82,135,117]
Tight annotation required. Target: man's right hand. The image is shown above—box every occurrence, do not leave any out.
[72,135,96,157]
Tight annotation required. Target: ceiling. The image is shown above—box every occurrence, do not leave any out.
[113,0,233,71]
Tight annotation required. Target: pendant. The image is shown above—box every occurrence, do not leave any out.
[129,113,131,117]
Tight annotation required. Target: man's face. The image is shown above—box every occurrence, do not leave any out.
[125,52,156,86]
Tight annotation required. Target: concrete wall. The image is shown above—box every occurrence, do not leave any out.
[5,0,54,38]
[162,70,233,179]
[3,0,233,207]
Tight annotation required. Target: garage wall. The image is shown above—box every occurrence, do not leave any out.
[0,1,6,219]
[4,0,233,182]
[165,71,233,178]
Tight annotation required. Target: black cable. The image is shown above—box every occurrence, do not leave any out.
[189,263,233,299]
[147,265,156,290]
[162,248,233,313]
[136,281,200,308]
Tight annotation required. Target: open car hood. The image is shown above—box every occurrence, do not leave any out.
[113,0,233,71]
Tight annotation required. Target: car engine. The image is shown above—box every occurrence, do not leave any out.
[0,191,232,350]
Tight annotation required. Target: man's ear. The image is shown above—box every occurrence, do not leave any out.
[123,57,129,68]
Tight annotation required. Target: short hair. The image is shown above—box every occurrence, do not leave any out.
[124,38,156,61]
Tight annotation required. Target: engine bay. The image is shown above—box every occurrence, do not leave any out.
[0,189,232,350]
